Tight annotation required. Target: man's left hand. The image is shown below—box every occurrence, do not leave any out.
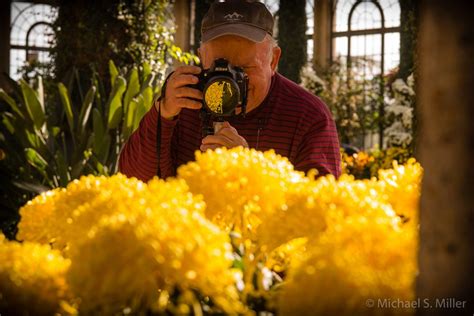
[200,121,249,151]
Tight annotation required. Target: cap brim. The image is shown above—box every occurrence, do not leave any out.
[202,24,267,43]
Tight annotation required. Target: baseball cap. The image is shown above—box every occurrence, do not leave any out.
[201,0,274,43]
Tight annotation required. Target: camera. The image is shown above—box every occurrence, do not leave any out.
[190,58,249,135]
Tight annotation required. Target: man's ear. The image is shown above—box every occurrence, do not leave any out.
[270,46,282,73]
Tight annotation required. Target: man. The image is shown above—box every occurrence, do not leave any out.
[119,0,341,181]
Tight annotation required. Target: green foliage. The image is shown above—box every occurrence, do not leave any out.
[116,0,199,73]
[301,59,383,148]
[51,0,126,85]
[51,0,198,92]
[2,0,199,239]
[0,61,161,238]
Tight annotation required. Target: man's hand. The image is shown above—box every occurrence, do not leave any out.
[157,65,203,119]
[200,121,249,151]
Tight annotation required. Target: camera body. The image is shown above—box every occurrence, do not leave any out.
[192,58,249,121]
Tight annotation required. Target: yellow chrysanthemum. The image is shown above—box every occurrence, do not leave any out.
[256,169,405,254]
[177,147,334,303]
[255,181,327,253]
[0,236,71,315]
[11,149,422,315]
[18,174,205,254]
[276,161,421,316]
[17,174,242,314]
[18,174,151,251]
[278,215,417,316]
[377,158,422,223]
[68,207,242,314]
[16,188,63,244]
[177,147,307,239]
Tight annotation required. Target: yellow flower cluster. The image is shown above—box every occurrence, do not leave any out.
[255,181,327,253]
[16,174,243,314]
[8,147,422,315]
[177,147,307,240]
[18,175,204,253]
[178,147,421,311]
[276,160,422,316]
[342,150,375,175]
[377,159,422,223]
[277,218,417,315]
[0,235,71,315]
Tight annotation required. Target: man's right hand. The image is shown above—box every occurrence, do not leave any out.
[157,65,203,120]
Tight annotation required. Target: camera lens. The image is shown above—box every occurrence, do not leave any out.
[203,76,240,116]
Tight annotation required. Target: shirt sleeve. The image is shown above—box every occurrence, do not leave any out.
[293,109,342,178]
[118,103,178,181]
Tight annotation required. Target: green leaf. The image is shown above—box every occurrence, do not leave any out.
[141,62,151,83]
[11,180,49,194]
[97,134,111,163]
[93,108,112,164]
[142,86,153,112]
[2,113,15,134]
[93,72,104,112]
[133,95,147,130]
[79,85,96,134]
[25,129,41,149]
[70,149,92,179]
[51,126,61,137]
[95,160,107,175]
[109,60,119,88]
[107,76,126,129]
[32,126,48,150]
[0,88,24,119]
[54,150,70,187]
[58,83,74,132]
[92,108,105,152]
[25,148,48,171]
[20,80,45,130]
[8,115,31,147]
[231,258,245,271]
[140,73,154,93]
[123,68,140,115]
[122,99,137,141]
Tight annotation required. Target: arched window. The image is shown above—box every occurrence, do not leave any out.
[332,0,401,148]
[10,2,57,80]
[332,0,401,76]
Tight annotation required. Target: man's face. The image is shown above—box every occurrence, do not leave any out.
[199,35,281,112]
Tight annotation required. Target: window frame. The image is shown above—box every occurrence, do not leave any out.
[9,1,56,79]
[330,0,402,148]
[331,0,401,74]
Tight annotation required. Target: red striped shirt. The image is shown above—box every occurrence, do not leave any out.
[119,73,341,180]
